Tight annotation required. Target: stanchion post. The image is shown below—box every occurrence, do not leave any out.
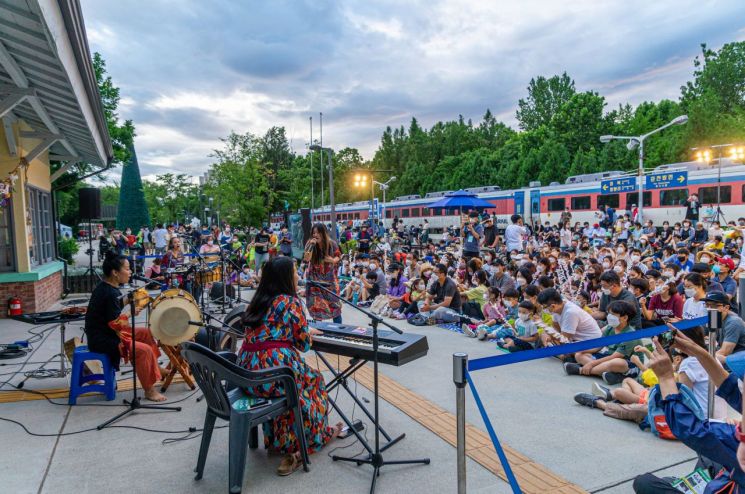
[707,308,722,418]
[453,352,468,494]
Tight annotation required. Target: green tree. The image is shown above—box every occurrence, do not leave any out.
[516,72,576,131]
[115,143,151,230]
[92,52,136,164]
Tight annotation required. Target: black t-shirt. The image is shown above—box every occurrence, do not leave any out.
[84,282,123,368]
[254,233,270,254]
[428,277,462,311]
[483,225,497,246]
[358,230,371,251]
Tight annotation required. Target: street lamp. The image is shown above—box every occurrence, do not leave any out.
[309,144,337,241]
[353,173,396,230]
[599,114,688,222]
[692,144,744,223]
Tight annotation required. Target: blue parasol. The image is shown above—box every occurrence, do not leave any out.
[427,189,495,211]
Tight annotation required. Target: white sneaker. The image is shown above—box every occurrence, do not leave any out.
[477,328,487,340]
[462,325,477,338]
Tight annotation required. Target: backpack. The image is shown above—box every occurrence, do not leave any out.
[644,383,704,440]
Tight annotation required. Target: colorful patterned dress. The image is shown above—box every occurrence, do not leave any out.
[305,241,342,320]
[237,294,334,454]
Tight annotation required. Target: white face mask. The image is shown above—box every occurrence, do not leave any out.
[537,266,545,273]
[616,248,624,254]
[631,255,641,262]
[700,256,711,264]
[484,256,492,263]
[663,271,674,278]
[518,312,530,321]
[601,287,612,296]
[504,300,514,308]
[684,287,697,298]
[602,262,611,269]
[572,273,580,280]
[613,266,623,274]
[516,278,526,287]
[607,314,621,327]
[417,283,425,290]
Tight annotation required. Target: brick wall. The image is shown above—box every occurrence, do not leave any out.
[0,271,62,317]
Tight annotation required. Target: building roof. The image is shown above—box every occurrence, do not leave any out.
[0,0,113,176]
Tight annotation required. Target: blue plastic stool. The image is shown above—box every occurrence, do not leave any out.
[68,345,116,405]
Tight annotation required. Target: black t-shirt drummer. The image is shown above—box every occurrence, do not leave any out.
[84,281,123,369]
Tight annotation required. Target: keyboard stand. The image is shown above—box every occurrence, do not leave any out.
[315,351,405,454]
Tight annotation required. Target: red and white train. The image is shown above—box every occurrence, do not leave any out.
[303,160,745,236]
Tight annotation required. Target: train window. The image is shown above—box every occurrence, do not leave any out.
[699,186,731,204]
[660,189,689,206]
[385,209,392,219]
[597,194,620,209]
[402,209,410,218]
[547,198,565,211]
[411,208,420,217]
[422,207,430,216]
[570,196,591,210]
[354,213,360,219]
[624,192,651,208]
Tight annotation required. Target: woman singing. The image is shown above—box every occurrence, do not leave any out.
[84,252,166,402]
[303,223,342,323]
[237,256,343,476]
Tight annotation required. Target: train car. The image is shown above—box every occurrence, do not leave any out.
[309,159,745,238]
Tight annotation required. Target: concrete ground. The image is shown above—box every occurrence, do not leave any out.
[0,289,712,493]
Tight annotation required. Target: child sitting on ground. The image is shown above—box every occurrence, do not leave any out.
[474,288,518,341]
[499,300,540,352]
[239,265,258,288]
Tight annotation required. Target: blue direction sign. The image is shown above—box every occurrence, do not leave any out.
[601,177,636,195]
[646,171,688,189]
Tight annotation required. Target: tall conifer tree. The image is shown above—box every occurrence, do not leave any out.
[116,142,151,230]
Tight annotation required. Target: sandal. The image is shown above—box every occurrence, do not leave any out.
[277,452,302,476]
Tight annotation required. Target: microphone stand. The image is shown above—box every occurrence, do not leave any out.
[305,279,430,493]
[98,284,181,429]
[191,246,208,313]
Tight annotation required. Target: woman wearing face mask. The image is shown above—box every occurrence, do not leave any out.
[679,272,707,321]
[642,279,684,324]
[199,234,221,263]
[601,256,613,273]
[514,267,532,294]
[613,259,627,279]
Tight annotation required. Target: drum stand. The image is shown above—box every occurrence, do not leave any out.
[210,250,234,314]
[98,290,181,430]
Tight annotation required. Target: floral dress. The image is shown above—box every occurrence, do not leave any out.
[237,294,334,454]
[305,241,342,320]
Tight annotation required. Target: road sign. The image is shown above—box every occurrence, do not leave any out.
[645,171,688,189]
[600,177,636,195]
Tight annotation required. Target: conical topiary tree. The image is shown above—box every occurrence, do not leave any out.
[116,142,151,231]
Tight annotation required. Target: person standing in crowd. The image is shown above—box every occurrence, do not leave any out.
[685,193,700,226]
[481,216,498,251]
[303,223,342,323]
[504,214,527,253]
[279,224,293,257]
[152,223,168,255]
[462,211,483,260]
[253,226,271,272]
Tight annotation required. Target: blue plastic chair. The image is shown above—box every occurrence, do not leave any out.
[68,345,116,405]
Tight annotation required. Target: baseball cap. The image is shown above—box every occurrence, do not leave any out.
[716,256,735,271]
[702,291,729,305]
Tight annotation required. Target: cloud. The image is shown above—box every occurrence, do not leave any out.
[79,0,745,178]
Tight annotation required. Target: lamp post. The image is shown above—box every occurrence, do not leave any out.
[600,114,688,223]
[309,144,336,241]
[354,173,396,231]
[692,144,745,223]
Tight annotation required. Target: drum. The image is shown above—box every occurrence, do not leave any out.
[149,288,202,345]
[196,303,245,352]
[196,265,222,284]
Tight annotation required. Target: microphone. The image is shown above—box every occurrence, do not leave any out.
[131,274,158,285]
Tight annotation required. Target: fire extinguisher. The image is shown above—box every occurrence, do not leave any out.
[8,296,21,316]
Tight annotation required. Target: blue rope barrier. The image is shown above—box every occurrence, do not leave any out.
[468,317,707,372]
[466,371,522,493]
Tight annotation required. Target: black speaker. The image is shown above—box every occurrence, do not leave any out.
[79,188,101,219]
[300,208,312,246]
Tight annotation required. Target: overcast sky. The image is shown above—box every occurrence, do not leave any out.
[80,0,745,182]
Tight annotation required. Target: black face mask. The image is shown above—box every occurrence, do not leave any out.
[678,256,687,262]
